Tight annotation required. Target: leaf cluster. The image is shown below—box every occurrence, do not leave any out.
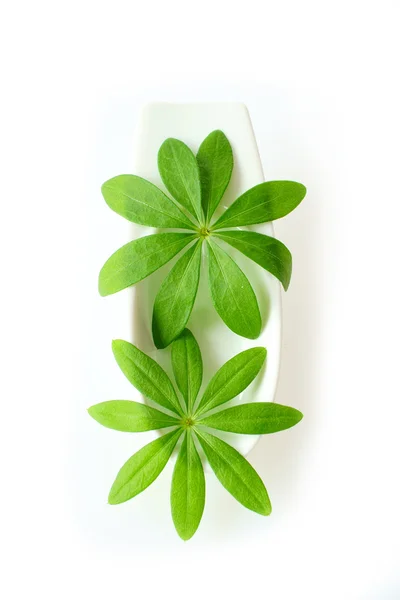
[99,131,306,348]
[88,329,303,540]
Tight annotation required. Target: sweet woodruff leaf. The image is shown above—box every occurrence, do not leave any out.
[195,346,266,416]
[152,241,202,349]
[112,339,183,415]
[214,230,292,291]
[207,238,261,339]
[102,175,196,229]
[99,233,195,296]
[88,400,179,432]
[211,181,306,230]
[198,402,303,434]
[158,139,203,223]
[171,431,205,540]
[99,131,305,347]
[108,429,182,505]
[197,129,233,222]
[171,329,203,413]
[89,329,303,539]
[195,430,271,515]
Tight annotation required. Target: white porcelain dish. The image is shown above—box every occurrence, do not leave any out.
[129,102,282,456]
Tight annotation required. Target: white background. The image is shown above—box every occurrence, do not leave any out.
[1,1,400,599]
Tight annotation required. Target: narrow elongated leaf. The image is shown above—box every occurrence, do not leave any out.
[171,329,203,413]
[112,340,183,415]
[171,431,205,540]
[195,430,271,515]
[214,230,292,291]
[207,239,261,339]
[158,139,202,223]
[88,400,179,432]
[101,175,195,229]
[199,402,303,434]
[99,233,195,296]
[197,130,233,221]
[212,181,306,229]
[152,241,202,350]
[195,347,266,416]
[108,429,182,504]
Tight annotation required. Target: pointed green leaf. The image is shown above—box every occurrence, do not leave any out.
[112,340,182,415]
[199,402,303,434]
[88,400,179,432]
[207,239,261,339]
[171,329,203,413]
[152,241,202,349]
[99,233,195,296]
[171,431,205,540]
[197,130,233,222]
[195,347,266,416]
[214,230,292,291]
[158,139,203,223]
[212,181,306,229]
[101,175,196,229]
[195,430,271,515]
[108,429,182,505]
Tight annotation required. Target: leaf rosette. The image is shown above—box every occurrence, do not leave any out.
[88,329,303,540]
[99,131,306,348]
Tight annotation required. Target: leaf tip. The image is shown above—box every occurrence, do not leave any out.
[108,486,122,505]
[249,346,267,367]
[247,326,262,340]
[158,137,178,156]
[177,530,195,542]
[152,317,180,350]
[291,181,307,206]
[100,181,109,199]
[256,346,267,359]
[256,494,272,516]
[87,407,101,426]
[152,324,166,350]
[261,503,272,516]
[111,339,125,356]
[154,339,167,350]
[211,128,228,140]
[98,276,109,297]
[282,266,292,292]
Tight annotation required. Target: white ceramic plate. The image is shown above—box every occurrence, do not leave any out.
[129,102,281,457]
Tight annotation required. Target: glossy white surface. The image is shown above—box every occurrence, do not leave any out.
[131,103,281,456]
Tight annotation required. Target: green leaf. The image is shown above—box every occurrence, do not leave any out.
[207,239,261,339]
[108,428,182,505]
[214,230,292,291]
[99,233,196,296]
[212,181,306,229]
[171,329,203,413]
[152,241,202,349]
[197,130,233,222]
[171,431,205,540]
[195,347,266,416]
[101,175,196,229]
[88,400,179,432]
[112,339,183,415]
[199,402,303,434]
[195,430,271,515]
[158,139,203,223]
